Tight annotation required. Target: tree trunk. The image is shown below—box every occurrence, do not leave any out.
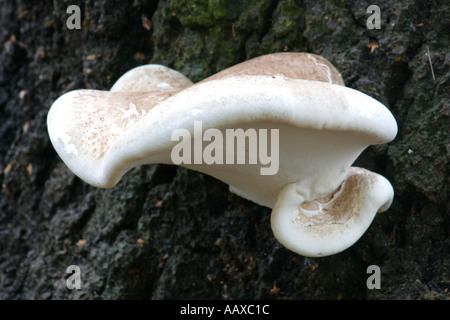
[0,0,448,300]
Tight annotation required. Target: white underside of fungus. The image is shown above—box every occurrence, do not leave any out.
[47,53,397,257]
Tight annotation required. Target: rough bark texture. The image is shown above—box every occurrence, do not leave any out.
[0,0,448,300]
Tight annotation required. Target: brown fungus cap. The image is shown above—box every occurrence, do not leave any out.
[204,52,344,85]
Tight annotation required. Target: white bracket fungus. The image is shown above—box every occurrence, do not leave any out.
[47,53,397,257]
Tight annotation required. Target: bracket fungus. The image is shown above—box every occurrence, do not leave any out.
[47,52,397,257]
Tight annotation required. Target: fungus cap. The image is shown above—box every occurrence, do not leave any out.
[271,167,394,257]
[47,52,397,257]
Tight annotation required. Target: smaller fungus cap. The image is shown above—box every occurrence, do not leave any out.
[271,167,394,257]
[47,52,397,257]
[110,64,193,93]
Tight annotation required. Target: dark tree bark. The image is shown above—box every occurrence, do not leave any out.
[0,0,448,299]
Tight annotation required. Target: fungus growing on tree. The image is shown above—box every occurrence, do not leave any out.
[47,52,397,257]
